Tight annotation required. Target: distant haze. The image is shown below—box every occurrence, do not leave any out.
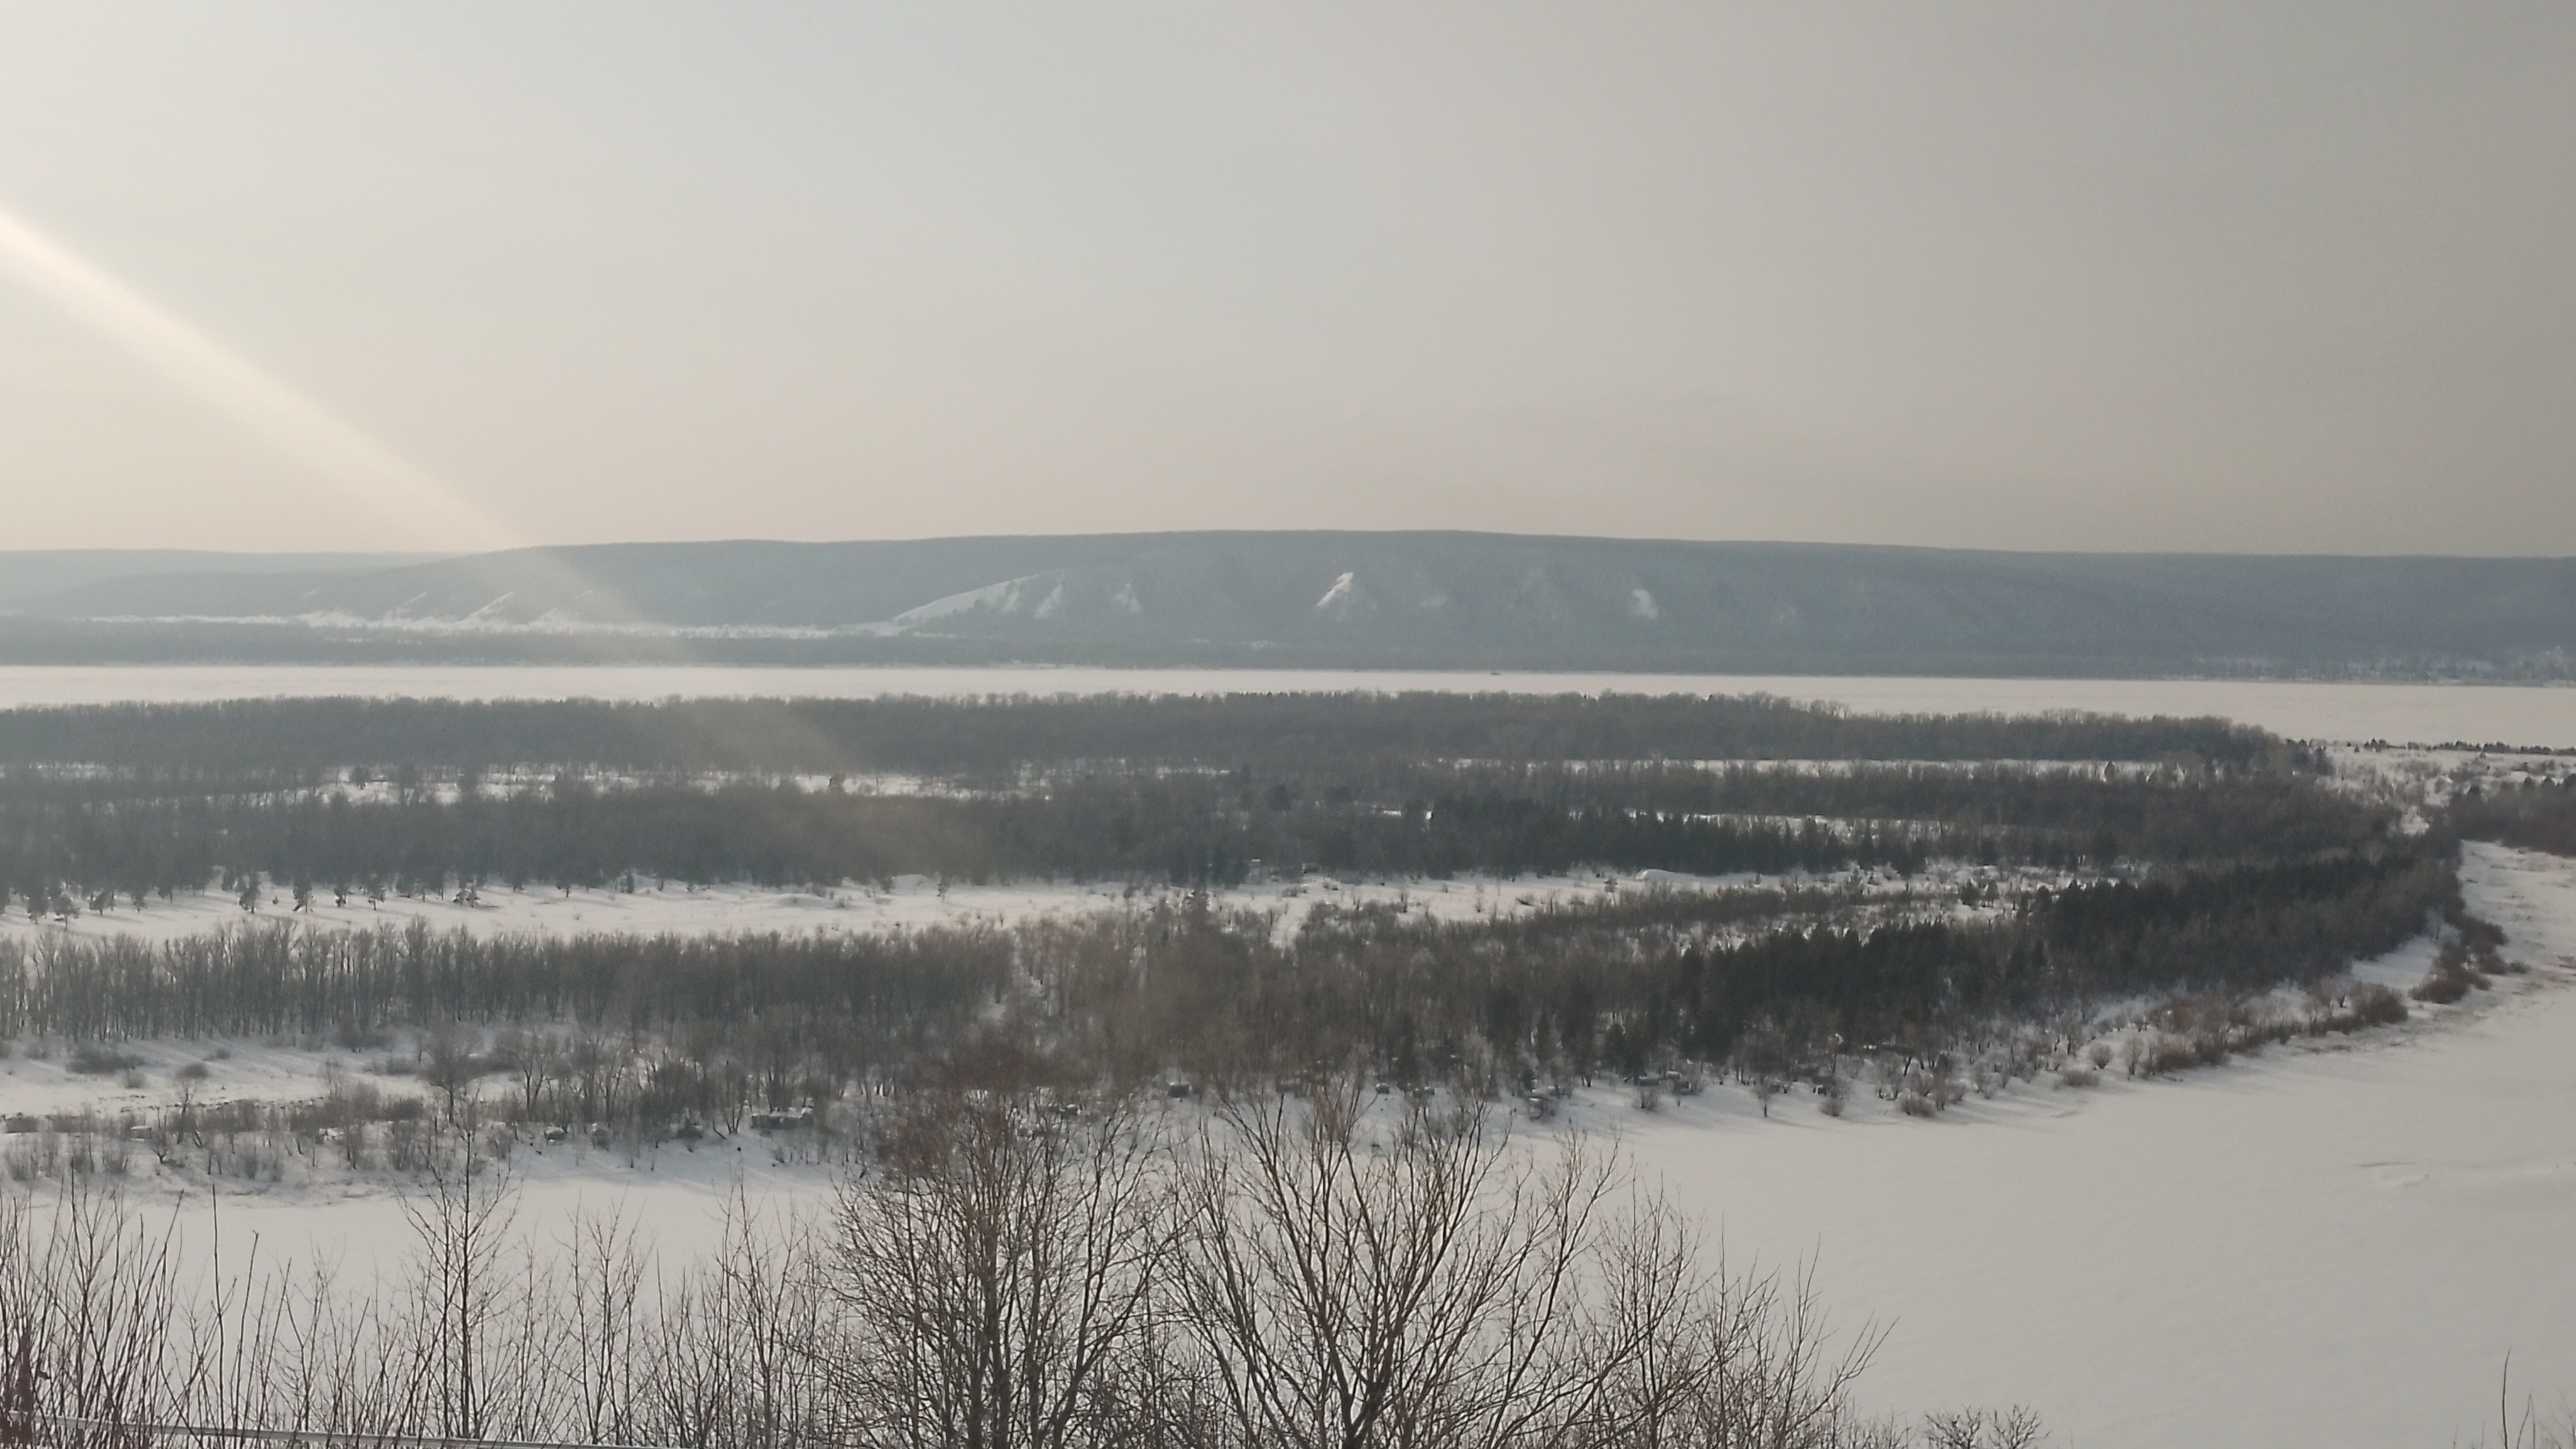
[3,533,2570,678]
[0,5,2570,555]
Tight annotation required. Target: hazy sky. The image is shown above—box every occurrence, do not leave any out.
[1,4,2569,555]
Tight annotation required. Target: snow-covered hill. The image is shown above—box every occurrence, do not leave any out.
[8,533,2573,675]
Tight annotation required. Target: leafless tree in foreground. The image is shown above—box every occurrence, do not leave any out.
[0,1096,2059,1449]
[2458,1356,2576,1449]
[829,1091,1178,1449]
[401,1127,519,1441]
[0,1182,180,1447]
[1171,1077,1893,1449]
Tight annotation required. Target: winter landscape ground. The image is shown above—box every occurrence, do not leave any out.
[3,841,2569,1447]
[0,676,2571,1447]
[14,7,2573,1442]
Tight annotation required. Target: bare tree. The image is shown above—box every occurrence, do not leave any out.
[512,1031,563,1126]
[423,1026,480,1130]
[1171,1079,1683,1449]
[1656,1256,1892,1449]
[0,1184,182,1441]
[0,1107,2021,1449]
[555,1202,654,1446]
[1921,1405,2049,1449]
[1168,1078,1908,1449]
[398,1127,519,1441]
[829,1091,1175,1449]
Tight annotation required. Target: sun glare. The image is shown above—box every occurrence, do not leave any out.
[0,199,514,553]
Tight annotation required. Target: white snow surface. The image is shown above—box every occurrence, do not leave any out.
[1312,571,1365,619]
[0,869,1798,948]
[3,844,2571,1446]
[0,668,2570,747]
[1609,840,2576,1447]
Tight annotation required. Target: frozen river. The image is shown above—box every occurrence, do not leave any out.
[0,665,2571,747]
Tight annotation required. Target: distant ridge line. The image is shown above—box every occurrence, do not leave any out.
[2,533,2570,678]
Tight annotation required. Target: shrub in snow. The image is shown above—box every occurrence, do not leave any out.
[1816,1064,1848,1117]
[2345,983,2409,1028]
[2413,971,2470,1004]
[2137,1033,2207,1074]
[2414,943,2480,1004]
[1898,1090,1938,1118]
[2057,1064,2098,1089]
[68,1043,143,1075]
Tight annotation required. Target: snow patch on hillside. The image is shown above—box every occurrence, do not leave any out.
[1313,571,1365,620]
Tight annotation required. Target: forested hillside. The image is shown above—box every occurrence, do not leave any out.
[7,533,2572,675]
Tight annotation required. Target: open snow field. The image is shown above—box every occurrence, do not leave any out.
[0,867,1830,949]
[1615,840,2576,1446]
[7,842,2566,1447]
[0,665,2571,748]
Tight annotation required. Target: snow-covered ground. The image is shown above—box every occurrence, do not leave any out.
[2330,742,2576,805]
[3,843,2569,1446]
[4,670,2573,1441]
[0,666,2571,749]
[0,860,2020,951]
[1620,840,2576,1447]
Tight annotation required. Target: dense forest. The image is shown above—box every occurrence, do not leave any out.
[0,757,2391,905]
[0,840,2451,1117]
[2445,774,2576,856]
[0,693,2376,905]
[0,692,2294,775]
[0,692,2481,1123]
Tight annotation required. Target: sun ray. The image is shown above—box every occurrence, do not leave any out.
[0,199,512,552]
[0,199,737,676]
[0,200,901,777]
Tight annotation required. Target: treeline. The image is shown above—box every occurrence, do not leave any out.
[0,920,1001,1054]
[3,843,2449,1097]
[2446,774,2576,856]
[1045,844,2452,1086]
[0,761,2392,902]
[0,692,2293,774]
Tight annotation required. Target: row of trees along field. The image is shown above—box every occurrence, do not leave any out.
[0,692,2294,775]
[0,757,2392,904]
[0,841,2452,1102]
[2444,774,2576,856]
